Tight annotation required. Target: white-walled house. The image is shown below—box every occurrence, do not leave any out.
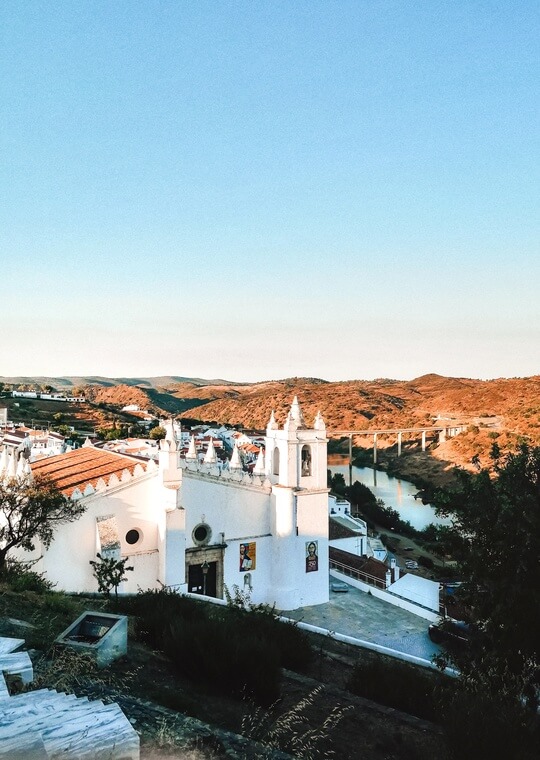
[5,398,329,611]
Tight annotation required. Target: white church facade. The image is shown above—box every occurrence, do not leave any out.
[5,399,330,611]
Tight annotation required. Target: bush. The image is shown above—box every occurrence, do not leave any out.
[227,604,314,672]
[165,614,281,705]
[442,688,540,759]
[418,555,435,569]
[119,588,312,705]
[117,588,206,648]
[347,653,451,721]
[1,559,55,594]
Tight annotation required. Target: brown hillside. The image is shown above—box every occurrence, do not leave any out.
[177,375,540,473]
[82,384,153,409]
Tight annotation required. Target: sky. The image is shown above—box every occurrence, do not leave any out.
[1,1,539,382]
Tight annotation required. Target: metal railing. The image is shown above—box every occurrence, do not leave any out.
[330,559,387,590]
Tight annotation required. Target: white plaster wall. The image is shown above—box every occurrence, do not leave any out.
[268,487,329,609]
[223,535,274,605]
[330,536,367,556]
[16,475,162,593]
[295,490,329,607]
[122,550,160,593]
[180,473,271,547]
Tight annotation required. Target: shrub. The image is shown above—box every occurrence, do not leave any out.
[165,614,281,706]
[225,587,313,671]
[228,605,313,672]
[347,653,451,721]
[117,588,206,648]
[442,687,540,759]
[1,559,55,594]
[417,555,435,569]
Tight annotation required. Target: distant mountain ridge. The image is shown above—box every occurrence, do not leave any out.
[0,375,238,389]
[3,373,540,447]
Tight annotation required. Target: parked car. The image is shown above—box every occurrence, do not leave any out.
[331,582,349,593]
[428,620,471,648]
[405,560,418,569]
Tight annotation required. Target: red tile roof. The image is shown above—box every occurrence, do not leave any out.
[329,547,390,582]
[30,447,148,498]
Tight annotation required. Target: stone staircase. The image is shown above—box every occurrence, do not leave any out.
[0,636,139,760]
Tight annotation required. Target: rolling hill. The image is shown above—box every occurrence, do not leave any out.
[3,373,540,476]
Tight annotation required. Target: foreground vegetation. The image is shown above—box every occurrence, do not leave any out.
[2,564,540,758]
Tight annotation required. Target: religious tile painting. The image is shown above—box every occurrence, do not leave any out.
[239,541,256,571]
[305,540,318,573]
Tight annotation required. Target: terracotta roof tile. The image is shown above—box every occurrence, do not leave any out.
[30,447,148,498]
[329,547,390,581]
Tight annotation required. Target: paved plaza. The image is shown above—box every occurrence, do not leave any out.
[282,576,442,663]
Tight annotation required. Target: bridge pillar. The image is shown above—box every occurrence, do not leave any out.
[397,431,402,457]
[348,434,353,487]
[373,433,378,464]
[421,430,426,451]
[438,428,447,444]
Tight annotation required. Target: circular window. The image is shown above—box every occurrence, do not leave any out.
[125,529,141,546]
[192,523,212,546]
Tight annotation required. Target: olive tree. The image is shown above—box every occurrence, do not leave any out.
[434,444,540,699]
[0,475,86,572]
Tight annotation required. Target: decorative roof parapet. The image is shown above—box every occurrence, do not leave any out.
[283,396,306,432]
[0,446,9,479]
[179,457,271,491]
[313,410,326,431]
[186,436,198,461]
[229,443,243,470]
[253,447,265,475]
[266,410,278,433]
[203,438,217,465]
[163,419,179,450]
[7,452,17,480]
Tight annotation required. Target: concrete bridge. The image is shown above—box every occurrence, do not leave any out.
[328,424,469,465]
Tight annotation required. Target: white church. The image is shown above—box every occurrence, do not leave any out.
[4,398,330,611]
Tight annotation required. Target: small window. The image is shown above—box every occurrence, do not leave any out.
[192,523,212,546]
[273,447,280,476]
[125,529,141,545]
[301,445,312,476]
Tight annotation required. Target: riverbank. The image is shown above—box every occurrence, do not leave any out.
[328,455,454,580]
[330,448,462,492]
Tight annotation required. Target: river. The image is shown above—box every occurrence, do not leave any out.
[328,460,451,531]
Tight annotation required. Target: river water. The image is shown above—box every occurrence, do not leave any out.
[329,461,451,531]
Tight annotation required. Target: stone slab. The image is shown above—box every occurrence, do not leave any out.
[0,636,25,654]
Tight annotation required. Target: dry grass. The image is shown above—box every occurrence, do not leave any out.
[241,685,352,759]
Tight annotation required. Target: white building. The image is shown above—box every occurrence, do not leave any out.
[6,398,329,611]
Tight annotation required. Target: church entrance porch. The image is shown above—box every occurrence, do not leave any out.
[185,546,224,599]
[188,561,217,597]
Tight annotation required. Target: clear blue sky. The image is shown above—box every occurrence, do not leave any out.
[1,1,539,381]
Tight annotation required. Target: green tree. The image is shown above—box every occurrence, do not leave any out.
[89,553,134,599]
[433,444,540,703]
[149,425,166,441]
[0,475,86,572]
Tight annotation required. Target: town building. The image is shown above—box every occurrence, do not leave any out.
[4,399,329,611]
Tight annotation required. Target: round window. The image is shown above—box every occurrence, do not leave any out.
[125,529,141,545]
[192,523,212,546]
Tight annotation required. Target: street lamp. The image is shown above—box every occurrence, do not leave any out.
[201,560,209,596]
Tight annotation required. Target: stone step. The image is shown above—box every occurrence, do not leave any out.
[0,696,110,741]
[0,637,25,655]
[45,722,140,760]
[0,650,34,684]
[0,636,139,759]
[0,733,48,760]
[0,692,138,759]
[0,691,81,720]
[41,703,139,759]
